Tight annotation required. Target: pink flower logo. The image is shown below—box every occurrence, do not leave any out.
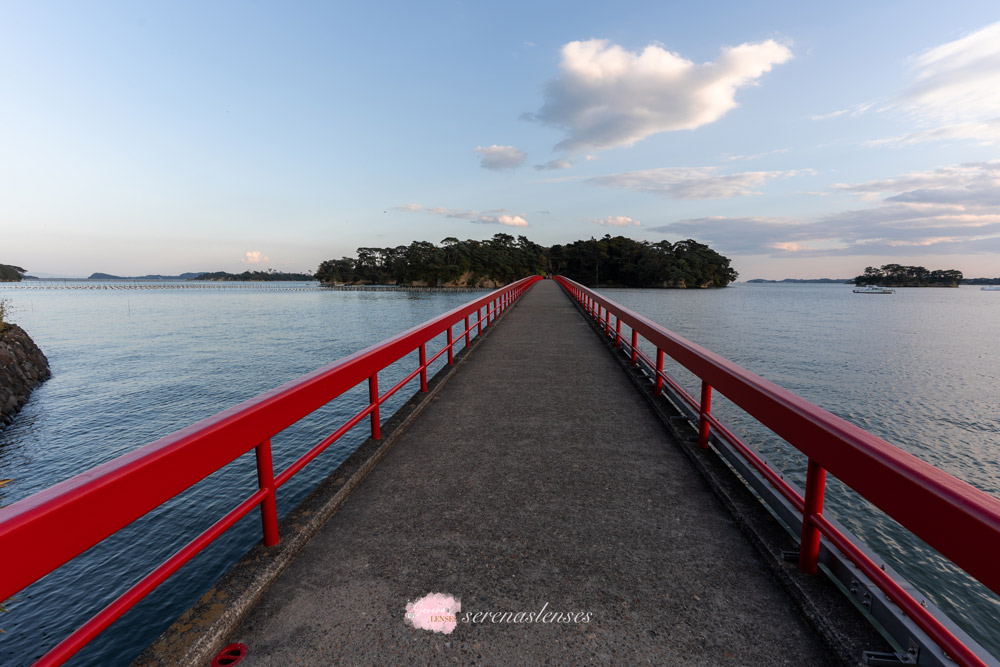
[404,593,462,634]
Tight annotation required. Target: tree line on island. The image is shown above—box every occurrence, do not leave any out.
[0,265,29,282]
[854,264,965,287]
[315,234,740,288]
[194,269,314,281]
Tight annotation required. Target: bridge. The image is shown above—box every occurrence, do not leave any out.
[1,278,999,666]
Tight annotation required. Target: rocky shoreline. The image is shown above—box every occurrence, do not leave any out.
[0,324,50,426]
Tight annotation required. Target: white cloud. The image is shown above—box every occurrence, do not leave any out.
[594,215,640,227]
[395,204,528,227]
[868,121,1000,147]
[487,214,528,227]
[820,21,1000,145]
[896,21,1000,124]
[587,166,810,199]
[534,159,573,171]
[723,147,790,161]
[242,251,269,264]
[473,145,527,170]
[649,161,1000,256]
[526,38,793,153]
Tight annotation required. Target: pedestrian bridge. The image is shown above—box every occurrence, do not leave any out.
[2,278,999,666]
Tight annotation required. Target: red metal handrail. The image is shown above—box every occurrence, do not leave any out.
[554,275,1000,667]
[0,275,542,666]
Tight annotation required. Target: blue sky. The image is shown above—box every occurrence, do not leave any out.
[3,1,1000,279]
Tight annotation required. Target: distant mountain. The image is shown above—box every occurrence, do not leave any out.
[745,278,852,284]
[87,272,206,280]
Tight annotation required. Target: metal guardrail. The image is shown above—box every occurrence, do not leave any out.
[0,275,542,666]
[554,275,1000,667]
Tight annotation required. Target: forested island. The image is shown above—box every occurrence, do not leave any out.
[316,234,738,288]
[193,270,314,281]
[746,278,850,284]
[0,264,26,282]
[89,272,205,280]
[854,264,963,287]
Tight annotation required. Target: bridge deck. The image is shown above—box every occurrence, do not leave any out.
[229,280,835,665]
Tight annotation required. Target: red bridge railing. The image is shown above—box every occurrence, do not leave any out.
[0,275,542,666]
[554,275,1000,667]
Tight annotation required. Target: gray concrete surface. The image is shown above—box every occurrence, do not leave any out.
[228,280,838,665]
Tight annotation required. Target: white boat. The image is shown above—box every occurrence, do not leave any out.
[853,285,895,294]
[981,286,1000,291]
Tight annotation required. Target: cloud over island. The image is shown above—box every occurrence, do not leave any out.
[650,161,1000,256]
[395,204,528,227]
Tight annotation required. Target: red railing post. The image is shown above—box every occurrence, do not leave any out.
[478,307,483,335]
[630,329,638,366]
[799,459,827,574]
[447,326,453,365]
[369,373,381,440]
[419,343,428,391]
[655,349,664,396]
[255,439,279,546]
[615,318,622,348]
[605,310,611,337]
[698,381,712,449]
[465,315,471,347]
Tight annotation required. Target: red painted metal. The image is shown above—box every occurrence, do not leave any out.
[615,318,622,348]
[655,349,664,396]
[799,459,826,574]
[255,439,279,547]
[554,275,1000,667]
[368,373,381,440]
[419,344,428,392]
[447,327,454,365]
[211,643,248,666]
[464,315,471,347]
[0,275,541,667]
[630,330,638,367]
[698,381,712,449]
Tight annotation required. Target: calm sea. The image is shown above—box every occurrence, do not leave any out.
[0,280,998,663]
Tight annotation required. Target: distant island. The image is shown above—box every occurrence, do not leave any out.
[193,270,314,281]
[316,234,738,288]
[963,277,1000,285]
[745,278,851,284]
[85,270,313,281]
[854,264,962,287]
[88,272,206,280]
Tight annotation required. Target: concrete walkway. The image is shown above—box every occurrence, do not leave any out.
[231,280,835,665]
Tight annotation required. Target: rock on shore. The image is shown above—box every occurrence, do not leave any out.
[0,324,50,426]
